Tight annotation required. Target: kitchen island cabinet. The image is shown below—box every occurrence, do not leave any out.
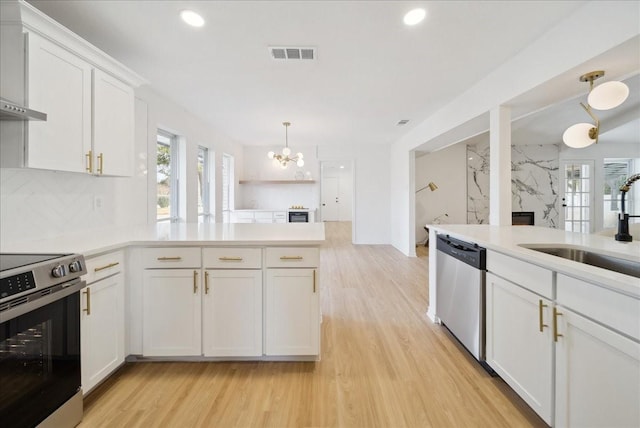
[266,269,319,356]
[142,268,202,357]
[428,224,640,428]
[202,248,263,357]
[0,223,325,361]
[265,247,320,356]
[555,306,640,428]
[141,247,202,356]
[486,272,553,425]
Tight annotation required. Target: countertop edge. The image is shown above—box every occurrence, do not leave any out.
[429,224,640,299]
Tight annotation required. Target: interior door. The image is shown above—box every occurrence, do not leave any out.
[321,177,340,221]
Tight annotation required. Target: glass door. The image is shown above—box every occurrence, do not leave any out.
[560,160,595,233]
[0,292,81,427]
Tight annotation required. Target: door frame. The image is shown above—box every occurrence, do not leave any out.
[559,159,595,233]
[320,160,355,242]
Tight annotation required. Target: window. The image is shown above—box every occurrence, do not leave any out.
[197,146,212,223]
[157,130,179,222]
[222,153,234,223]
[603,159,634,229]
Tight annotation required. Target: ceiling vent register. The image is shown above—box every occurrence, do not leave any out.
[269,47,316,60]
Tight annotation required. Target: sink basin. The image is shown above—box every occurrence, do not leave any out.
[519,245,640,279]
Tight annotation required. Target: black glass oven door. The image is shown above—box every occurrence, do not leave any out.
[0,292,80,428]
[288,211,309,222]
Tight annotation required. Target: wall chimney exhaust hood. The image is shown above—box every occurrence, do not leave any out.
[0,97,46,121]
[0,1,48,122]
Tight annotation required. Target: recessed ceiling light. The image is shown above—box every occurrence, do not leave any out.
[340,165,345,169]
[181,10,205,27]
[404,8,426,26]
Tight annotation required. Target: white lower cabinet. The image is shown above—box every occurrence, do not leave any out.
[142,269,202,356]
[486,251,640,428]
[555,306,640,428]
[486,272,553,425]
[81,252,125,394]
[265,268,319,356]
[138,246,320,359]
[202,269,262,357]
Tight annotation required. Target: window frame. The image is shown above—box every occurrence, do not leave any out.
[222,153,234,223]
[197,145,212,223]
[156,130,180,223]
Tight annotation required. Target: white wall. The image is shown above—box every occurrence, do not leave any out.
[415,143,467,242]
[390,1,640,255]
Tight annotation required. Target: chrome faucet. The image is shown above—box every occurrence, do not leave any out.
[615,173,640,242]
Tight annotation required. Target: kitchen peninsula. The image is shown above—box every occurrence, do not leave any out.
[1,222,325,395]
[428,224,640,427]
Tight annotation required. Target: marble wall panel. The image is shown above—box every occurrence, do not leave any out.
[467,141,559,227]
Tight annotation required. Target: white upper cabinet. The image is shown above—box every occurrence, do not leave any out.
[26,32,92,173]
[92,69,135,176]
[1,1,146,175]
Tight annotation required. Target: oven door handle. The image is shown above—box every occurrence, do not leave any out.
[0,279,87,323]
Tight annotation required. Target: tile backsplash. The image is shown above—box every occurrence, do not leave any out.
[0,168,146,244]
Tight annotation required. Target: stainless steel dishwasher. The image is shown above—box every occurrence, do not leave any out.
[436,233,492,372]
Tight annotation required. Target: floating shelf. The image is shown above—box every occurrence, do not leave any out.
[239,180,316,184]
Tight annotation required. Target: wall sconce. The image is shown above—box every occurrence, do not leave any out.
[563,70,629,149]
[416,181,438,193]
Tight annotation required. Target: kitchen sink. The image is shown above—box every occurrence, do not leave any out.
[519,244,640,279]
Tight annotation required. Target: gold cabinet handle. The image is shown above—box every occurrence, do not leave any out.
[83,288,91,315]
[553,307,563,342]
[85,150,93,173]
[94,262,120,272]
[313,269,316,293]
[205,271,210,294]
[218,257,243,261]
[538,300,548,332]
[97,152,104,175]
[280,256,303,260]
[157,256,182,261]
[193,270,198,294]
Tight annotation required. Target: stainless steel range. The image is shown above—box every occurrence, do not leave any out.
[1,253,87,428]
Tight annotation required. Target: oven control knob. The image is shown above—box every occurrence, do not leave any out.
[68,260,83,273]
[51,265,67,278]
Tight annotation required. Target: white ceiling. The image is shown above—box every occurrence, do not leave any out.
[26,1,637,149]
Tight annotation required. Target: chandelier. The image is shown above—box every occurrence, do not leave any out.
[562,70,629,148]
[267,122,304,168]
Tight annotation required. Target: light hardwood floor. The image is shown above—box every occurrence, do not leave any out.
[81,222,545,427]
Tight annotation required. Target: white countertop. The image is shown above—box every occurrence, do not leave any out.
[0,223,326,257]
[428,224,640,298]
[234,208,316,212]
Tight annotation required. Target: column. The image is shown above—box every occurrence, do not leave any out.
[489,106,512,226]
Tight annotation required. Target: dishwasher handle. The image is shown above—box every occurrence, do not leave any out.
[436,234,486,269]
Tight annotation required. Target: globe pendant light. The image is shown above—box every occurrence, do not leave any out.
[563,70,628,149]
[267,122,304,168]
[588,80,629,110]
[562,123,597,148]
